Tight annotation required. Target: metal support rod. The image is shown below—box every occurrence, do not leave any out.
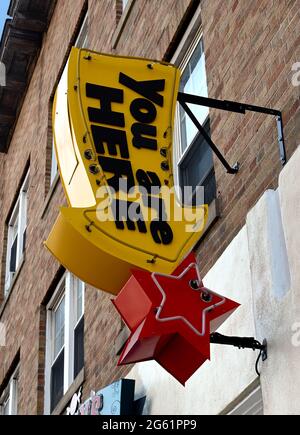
[210,333,268,377]
[177,91,287,167]
[210,332,268,363]
[277,113,287,165]
[178,92,281,117]
[178,98,239,174]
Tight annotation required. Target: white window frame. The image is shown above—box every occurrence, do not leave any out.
[75,13,89,49]
[74,279,85,328]
[4,170,29,295]
[50,139,58,187]
[50,290,65,383]
[171,5,209,191]
[0,366,19,416]
[122,0,129,12]
[44,273,85,415]
[176,32,209,162]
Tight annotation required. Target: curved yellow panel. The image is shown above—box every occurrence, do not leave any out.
[52,59,95,208]
[45,48,208,295]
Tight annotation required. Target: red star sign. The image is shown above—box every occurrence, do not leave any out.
[113,252,240,385]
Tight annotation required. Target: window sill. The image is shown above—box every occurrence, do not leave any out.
[112,0,136,49]
[0,256,25,320]
[51,368,85,415]
[40,173,60,219]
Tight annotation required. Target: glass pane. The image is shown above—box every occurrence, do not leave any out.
[11,208,19,238]
[50,140,58,186]
[12,379,18,416]
[3,396,10,415]
[51,350,64,412]
[180,121,216,205]
[74,317,84,378]
[179,39,209,152]
[76,280,84,323]
[9,235,18,273]
[54,296,65,360]
[75,15,88,49]
[22,228,27,254]
[21,187,28,255]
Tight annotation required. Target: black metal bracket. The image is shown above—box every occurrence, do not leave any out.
[210,333,267,376]
[177,92,287,174]
[210,333,267,357]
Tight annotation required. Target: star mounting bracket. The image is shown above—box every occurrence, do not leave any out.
[177,92,286,174]
[210,333,268,377]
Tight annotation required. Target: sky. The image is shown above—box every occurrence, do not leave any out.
[0,0,11,40]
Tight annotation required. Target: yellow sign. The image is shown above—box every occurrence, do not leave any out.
[45,48,208,295]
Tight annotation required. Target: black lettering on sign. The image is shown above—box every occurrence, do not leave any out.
[150,219,173,245]
[136,169,161,193]
[112,199,147,233]
[98,156,135,192]
[86,84,125,128]
[119,73,165,107]
[130,98,157,124]
[131,123,157,150]
[91,125,129,159]
[142,196,167,221]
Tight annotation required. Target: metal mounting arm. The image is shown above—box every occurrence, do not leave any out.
[210,333,267,354]
[177,92,287,173]
[210,332,268,376]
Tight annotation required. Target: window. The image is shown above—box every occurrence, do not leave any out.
[4,170,29,295]
[45,273,85,414]
[75,13,89,49]
[0,367,19,416]
[179,38,209,151]
[122,0,129,11]
[50,139,58,186]
[173,29,216,206]
[50,293,65,412]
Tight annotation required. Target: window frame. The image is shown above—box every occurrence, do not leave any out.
[0,366,19,416]
[112,0,135,49]
[122,0,129,12]
[50,138,58,187]
[175,31,209,164]
[171,6,216,209]
[75,12,89,49]
[51,289,66,367]
[73,278,85,379]
[44,273,85,414]
[4,170,30,296]
[74,279,85,328]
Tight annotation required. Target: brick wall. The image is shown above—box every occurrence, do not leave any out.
[0,0,299,414]
[198,0,300,274]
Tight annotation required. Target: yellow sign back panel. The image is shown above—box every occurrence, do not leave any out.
[45,48,208,295]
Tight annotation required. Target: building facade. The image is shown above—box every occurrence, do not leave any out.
[0,0,299,415]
